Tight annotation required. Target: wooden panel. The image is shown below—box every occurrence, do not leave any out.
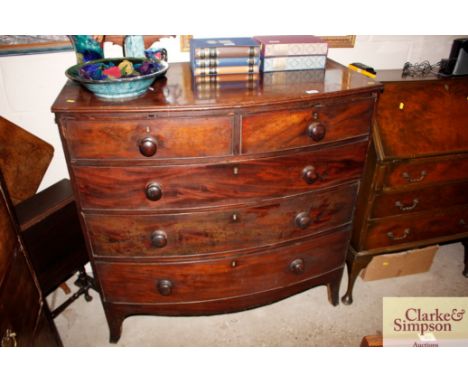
[73,140,368,211]
[383,154,468,190]
[96,228,350,304]
[64,116,234,160]
[0,116,53,204]
[85,183,357,258]
[363,204,468,250]
[375,78,468,159]
[371,180,468,219]
[242,98,373,153]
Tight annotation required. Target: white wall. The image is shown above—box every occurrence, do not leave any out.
[0,35,463,191]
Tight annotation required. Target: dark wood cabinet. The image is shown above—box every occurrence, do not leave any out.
[0,173,62,347]
[53,60,381,343]
[342,71,468,304]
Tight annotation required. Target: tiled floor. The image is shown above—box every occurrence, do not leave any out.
[48,242,467,346]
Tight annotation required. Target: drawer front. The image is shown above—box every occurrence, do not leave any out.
[95,229,350,304]
[371,180,468,219]
[64,116,234,160]
[85,183,357,258]
[384,155,468,189]
[74,140,368,211]
[363,205,468,250]
[242,98,373,153]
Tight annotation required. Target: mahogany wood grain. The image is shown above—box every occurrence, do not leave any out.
[363,204,468,250]
[242,97,373,154]
[383,153,468,189]
[371,180,468,219]
[376,78,468,159]
[73,140,368,211]
[84,183,356,258]
[96,228,350,304]
[64,116,234,160]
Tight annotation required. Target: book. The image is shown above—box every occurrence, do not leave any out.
[253,35,328,57]
[190,37,260,59]
[262,69,325,85]
[262,55,326,72]
[194,73,260,84]
[193,65,259,76]
[193,56,260,69]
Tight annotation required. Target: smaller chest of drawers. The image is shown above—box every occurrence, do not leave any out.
[342,71,468,305]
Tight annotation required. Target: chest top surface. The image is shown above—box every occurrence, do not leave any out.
[374,70,468,161]
[52,60,381,114]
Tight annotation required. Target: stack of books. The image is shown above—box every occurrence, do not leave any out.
[190,37,261,89]
[253,35,328,72]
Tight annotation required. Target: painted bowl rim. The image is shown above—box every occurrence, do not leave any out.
[65,57,169,84]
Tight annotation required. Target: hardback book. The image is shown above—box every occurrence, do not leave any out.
[262,55,327,72]
[262,69,325,85]
[190,37,260,59]
[194,73,260,84]
[193,65,259,76]
[253,35,328,57]
[193,56,260,69]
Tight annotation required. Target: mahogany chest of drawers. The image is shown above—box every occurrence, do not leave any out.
[342,71,468,304]
[52,60,381,343]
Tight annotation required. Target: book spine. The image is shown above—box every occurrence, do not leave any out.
[262,55,327,72]
[263,43,328,57]
[194,73,260,84]
[194,65,260,76]
[193,57,260,68]
[194,46,260,59]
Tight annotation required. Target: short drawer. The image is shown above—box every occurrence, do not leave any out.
[241,98,373,154]
[84,183,357,258]
[95,229,350,304]
[383,154,468,190]
[371,180,468,219]
[73,140,368,211]
[363,204,468,250]
[63,116,234,160]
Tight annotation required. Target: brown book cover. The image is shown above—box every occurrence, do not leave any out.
[194,65,259,76]
[194,73,260,84]
[254,35,328,57]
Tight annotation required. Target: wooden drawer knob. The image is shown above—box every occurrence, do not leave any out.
[139,136,158,157]
[307,122,326,142]
[302,166,319,184]
[295,212,311,229]
[157,280,173,296]
[289,258,305,275]
[145,183,162,201]
[151,230,168,248]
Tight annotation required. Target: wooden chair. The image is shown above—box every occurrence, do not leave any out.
[0,116,96,318]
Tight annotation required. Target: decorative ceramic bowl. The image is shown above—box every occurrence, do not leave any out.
[65,57,169,99]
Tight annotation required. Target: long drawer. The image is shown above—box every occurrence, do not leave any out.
[242,97,373,154]
[371,180,468,219]
[63,115,234,160]
[84,183,357,258]
[383,153,468,190]
[363,204,468,250]
[73,140,368,211]
[95,228,350,304]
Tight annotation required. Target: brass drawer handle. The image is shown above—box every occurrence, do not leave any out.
[1,328,17,347]
[402,170,427,183]
[395,198,419,211]
[387,228,411,241]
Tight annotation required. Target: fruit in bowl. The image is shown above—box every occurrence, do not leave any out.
[65,57,169,99]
